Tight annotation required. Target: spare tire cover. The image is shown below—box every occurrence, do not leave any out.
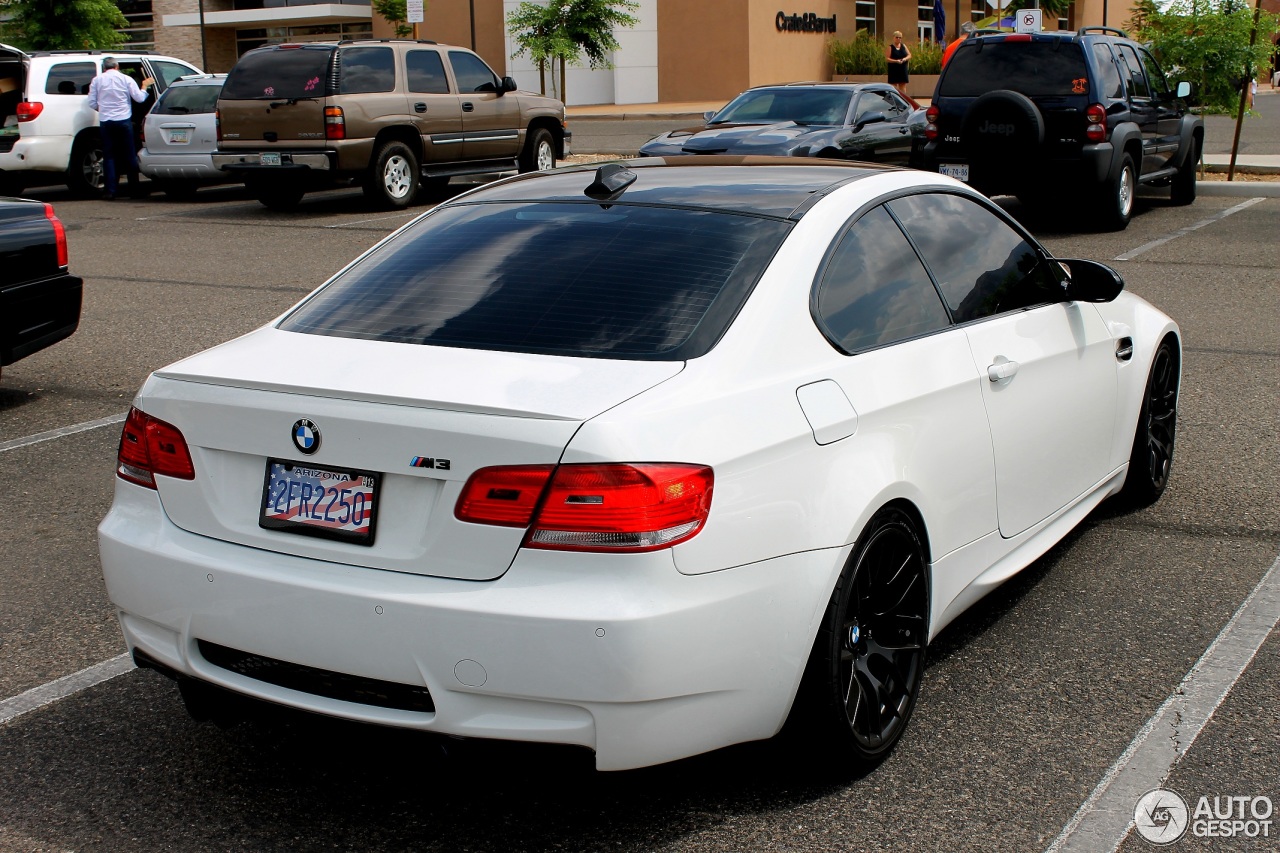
[960,90,1045,160]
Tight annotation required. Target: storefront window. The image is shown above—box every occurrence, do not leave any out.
[855,0,876,34]
[116,0,155,52]
[918,0,934,41]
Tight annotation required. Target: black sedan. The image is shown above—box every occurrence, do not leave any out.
[0,198,81,379]
[638,83,926,165]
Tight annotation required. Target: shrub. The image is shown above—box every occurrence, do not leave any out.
[828,33,944,76]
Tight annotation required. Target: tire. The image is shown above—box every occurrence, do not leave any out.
[960,90,1045,162]
[1118,337,1179,508]
[786,506,929,768]
[364,141,419,209]
[67,132,105,197]
[518,127,556,173]
[251,180,305,211]
[1170,138,1199,206]
[1098,152,1136,231]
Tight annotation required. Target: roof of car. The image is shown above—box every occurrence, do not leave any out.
[449,157,898,220]
[746,81,898,91]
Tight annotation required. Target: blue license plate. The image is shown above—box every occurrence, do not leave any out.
[259,460,379,545]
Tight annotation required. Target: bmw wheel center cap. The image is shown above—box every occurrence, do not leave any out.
[292,419,321,454]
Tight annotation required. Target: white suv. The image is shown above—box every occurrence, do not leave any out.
[0,46,200,195]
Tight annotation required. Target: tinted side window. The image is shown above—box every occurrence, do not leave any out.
[854,91,906,124]
[1116,45,1151,99]
[407,50,449,94]
[448,51,499,93]
[1138,48,1170,96]
[150,60,199,92]
[815,206,951,353]
[45,63,96,95]
[888,193,1060,323]
[1092,44,1125,100]
[340,47,395,94]
[278,202,791,361]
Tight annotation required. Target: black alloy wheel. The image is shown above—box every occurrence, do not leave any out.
[1119,337,1179,507]
[790,506,929,766]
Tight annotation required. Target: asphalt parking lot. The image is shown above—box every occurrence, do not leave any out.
[0,164,1277,851]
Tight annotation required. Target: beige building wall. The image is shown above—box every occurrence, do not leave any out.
[746,0,838,86]
[416,0,508,73]
[658,0,750,102]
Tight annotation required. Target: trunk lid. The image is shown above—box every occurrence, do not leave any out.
[138,328,684,581]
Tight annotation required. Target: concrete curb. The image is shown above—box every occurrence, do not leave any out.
[1197,181,1280,197]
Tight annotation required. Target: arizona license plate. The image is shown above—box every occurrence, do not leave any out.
[940,163,970,182]
[167,128,190,144]
[260,152,282,166]
[259,460,379,545]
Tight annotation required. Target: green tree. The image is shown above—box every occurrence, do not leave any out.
[371,0,414,39]
[0,0,127,51]
[1130,0,1280,113]
[507,0,638,102]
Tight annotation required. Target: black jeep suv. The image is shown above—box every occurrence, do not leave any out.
[920,26,1203,229]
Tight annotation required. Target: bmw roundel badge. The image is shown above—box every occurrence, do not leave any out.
[292,419,321,454]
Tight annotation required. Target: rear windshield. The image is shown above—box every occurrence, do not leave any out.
[221,47,331,100]
[154,83,222,114]
[941,41,1090,97]
[278,202,792,360]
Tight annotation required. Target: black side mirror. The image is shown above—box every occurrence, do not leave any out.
[1059,258,1124,303]
[856,111,887,129]
[501,76,518,94]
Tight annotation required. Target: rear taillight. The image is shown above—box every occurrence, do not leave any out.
[43,203,68,267]
[325,106,345,140]
[215,107,221,143]
[925,104,939,142]
[117,407,196,489]
[455,463,714,553]
[1085,103,1107,143]
[16,101,42,122]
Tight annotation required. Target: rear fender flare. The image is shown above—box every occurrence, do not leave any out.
[1106,123,1143,180]
[1174,118,1204,169]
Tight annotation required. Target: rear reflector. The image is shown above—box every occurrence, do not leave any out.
[456,463,714,552]
[117,407,196,489]
[43,203,68,267]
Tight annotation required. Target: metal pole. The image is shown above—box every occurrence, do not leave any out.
[198,0,208,71]
[1227,0,1263,181]
[469,0,477,51]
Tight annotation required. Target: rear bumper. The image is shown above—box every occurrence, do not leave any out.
[98,480,837,770]
[139,151,226,182]
[0,135,74,173]
[1,273,82,366]
[920,141,1115,192]
[213,151,333,172]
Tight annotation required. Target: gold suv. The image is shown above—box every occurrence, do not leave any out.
[212,39,570,209]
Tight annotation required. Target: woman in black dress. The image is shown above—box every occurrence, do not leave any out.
[887,31,911,97]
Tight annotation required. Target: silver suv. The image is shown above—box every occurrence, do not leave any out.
[0,46,201,196]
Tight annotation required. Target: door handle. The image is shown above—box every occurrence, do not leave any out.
[462,102,474,112]
[987,359,1019,382]
[414,102,427,113]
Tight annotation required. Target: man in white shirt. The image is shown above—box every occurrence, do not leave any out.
[86,57,154,199]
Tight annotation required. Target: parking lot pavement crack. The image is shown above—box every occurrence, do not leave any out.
[87,274,314,295]
[1094,520,1280,542]
[1181,346,1279,358]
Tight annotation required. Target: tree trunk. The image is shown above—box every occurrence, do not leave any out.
[538,59,546,95]
[559,54,567,103]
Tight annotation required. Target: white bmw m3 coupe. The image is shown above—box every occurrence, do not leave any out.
[99,157,1180,771]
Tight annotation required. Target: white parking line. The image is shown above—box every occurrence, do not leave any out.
[1114,197,1265,261]
[0,654,133,725]
[1044,552,1280,853]
[323,212,420,229]
[0,411,127,454]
